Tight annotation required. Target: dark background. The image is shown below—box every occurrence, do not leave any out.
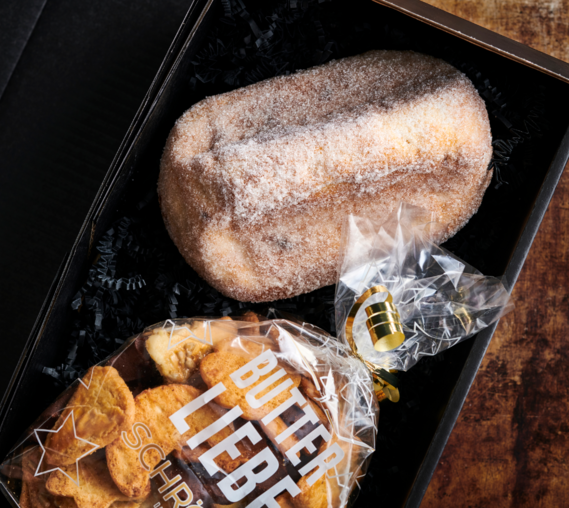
[0,0,193,413]
[3,2,569,508]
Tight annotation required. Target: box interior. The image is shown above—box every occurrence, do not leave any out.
[1,1,569,507]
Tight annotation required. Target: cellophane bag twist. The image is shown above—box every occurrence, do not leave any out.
[335,203,513,373]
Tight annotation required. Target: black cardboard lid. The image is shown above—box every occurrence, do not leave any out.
[0,0,196,481]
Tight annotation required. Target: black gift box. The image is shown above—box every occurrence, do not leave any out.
[1,0,569,507]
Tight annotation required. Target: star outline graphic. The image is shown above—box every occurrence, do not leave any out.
[161,319,212,351]
[77,367,95,390]
[34,410,99,486]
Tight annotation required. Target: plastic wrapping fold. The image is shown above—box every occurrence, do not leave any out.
[335,203,514,374]
[0,315,377,508]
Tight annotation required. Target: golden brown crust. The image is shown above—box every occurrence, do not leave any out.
[52,497,78,508]
[199,351,301,420]
[110,502,142,508]
[106,384,195,498]
[276,493,296,508]
[174,425,268,475]
[20,447,59,508]
[213,336,279,358]
[292,475,327,508]
[145,326,213,384]
[158,50,493,302]
[105,384,238,498]
[45,367,135,467]
[45,453,143,508]
[260,417,300,457]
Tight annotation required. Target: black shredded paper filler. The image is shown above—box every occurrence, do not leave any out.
[43,0,554,505]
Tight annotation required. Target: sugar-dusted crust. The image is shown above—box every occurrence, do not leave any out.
[158,50,493,302]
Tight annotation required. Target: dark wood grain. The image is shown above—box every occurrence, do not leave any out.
[420,1,569,505]
[422,0,569,64]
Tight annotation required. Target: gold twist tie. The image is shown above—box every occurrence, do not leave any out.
[346,285,405,354]
[345,285,405,403]
[371,368,400,403]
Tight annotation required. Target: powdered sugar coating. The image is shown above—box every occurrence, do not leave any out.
[158,50,493,302]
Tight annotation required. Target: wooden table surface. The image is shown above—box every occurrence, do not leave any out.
[0,2,566,507]
[420,1,569,506]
